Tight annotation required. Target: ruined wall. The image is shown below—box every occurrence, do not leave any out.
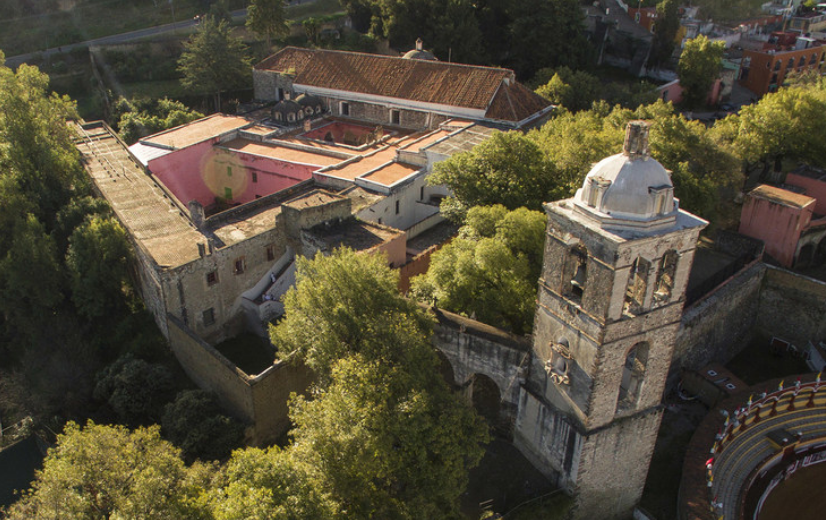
[248,358,314,445]
[756,266,826,345]
[167,315,313,445]
[167,315,255,425]
[324,97,453,130]
[673,261,765,375]
[252,70,293,101]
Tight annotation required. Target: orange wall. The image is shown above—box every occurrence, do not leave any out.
[740,46,825,96]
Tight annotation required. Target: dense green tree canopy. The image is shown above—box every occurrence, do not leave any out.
[535,67,602,113]
[412,205,545,334]
[162,389,245,462]
[428,131,556,216]
[271,248,488,518]
[3,422,210,520]
[712,78,826,175]
[678,35,725,108]
[178,16,252,112]
[271,248,436,382]
[113,97,203,145]
[65,216,133,319]
[648,0,681,68]
[246,0,290,48]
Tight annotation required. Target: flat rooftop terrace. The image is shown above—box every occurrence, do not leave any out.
[141,114,251,150]
[310,218,402,252]
[221,138,348,166]
[73,122,205,268]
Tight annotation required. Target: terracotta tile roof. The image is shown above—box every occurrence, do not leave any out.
[485,81,553,122]
[256,48,550,121]
[750,184,815,209]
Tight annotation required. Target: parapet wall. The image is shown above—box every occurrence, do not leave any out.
[166,315,312,445]
[673,261,766,376]
[756,266,826,345]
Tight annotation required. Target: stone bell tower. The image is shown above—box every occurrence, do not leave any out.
[514,121,707,519]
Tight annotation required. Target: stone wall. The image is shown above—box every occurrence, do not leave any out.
[166,315,313,445]
[430,308,531,426]
[673,261,766,375]
[573,410,663,520]
[756,266,826,345]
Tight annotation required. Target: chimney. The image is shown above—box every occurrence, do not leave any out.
[623,120,650,158]
[416,38,423,51]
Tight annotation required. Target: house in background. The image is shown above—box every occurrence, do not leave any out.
[739,182,826,268]
[737,33,825,95]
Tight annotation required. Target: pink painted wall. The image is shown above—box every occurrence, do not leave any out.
[149,139,219,207]
[739,195,812,267]
[149,141,317,207]
[785,173,826,216]
[656,78,723,106]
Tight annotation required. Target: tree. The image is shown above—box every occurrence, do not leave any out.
[207,446,337,520]
[648,0,680,69]
[506,0,593,79]
[3,421,209,520]
[535,67,602,112]
[428,131,556,217]
[712,79,826,176]
[65,216,133,319]
[162,389,244,462]
[94,355,175,425]
[114,97,203,145]
[271,248,436,382]
[246,0,290,48]
[288,355,487,520]
[178,17,252,112]
[677,35,724,109]
[270,249,488,518]
[411,206,545,334]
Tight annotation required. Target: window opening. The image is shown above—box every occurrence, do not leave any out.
[234,257,246,275]
[616,342,649,412]
[206,271,218,286]
[203,308,215,327]
[624,257,650,315]
[653,250,678,303]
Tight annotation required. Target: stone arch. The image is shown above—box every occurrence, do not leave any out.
[616,341,650,413]
[815,237,826,265]
[798,243,815,268]
[435,349,458,388]
[653,250,678,305]
[624,256,651,315]
[468,373,502,427]
[564,244,589,303]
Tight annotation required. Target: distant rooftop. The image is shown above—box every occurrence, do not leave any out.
[221,138,348,166]
[750,184,816,209]
[141,114,251,150]
[361,161,421,188]
[426,124,496,156]
[309,218,403,252]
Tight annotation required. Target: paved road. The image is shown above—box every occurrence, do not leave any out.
[4,8,247,67]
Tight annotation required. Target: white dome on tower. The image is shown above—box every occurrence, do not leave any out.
[574,121,677,232]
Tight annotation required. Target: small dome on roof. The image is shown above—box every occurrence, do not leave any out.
[272,99,302,115]
[402,38,438,61]
[295,93,322,107]
[574,121,677,229]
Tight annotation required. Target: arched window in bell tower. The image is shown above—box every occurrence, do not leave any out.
[624,257,650,315]
[565,245,588,303]
[616,342,649,412]
[653,250,678,304]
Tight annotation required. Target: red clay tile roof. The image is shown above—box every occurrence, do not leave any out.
[485,80,553,122]
[255,48,550,121]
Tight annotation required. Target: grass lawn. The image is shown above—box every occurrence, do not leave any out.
[213,332,275,376]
